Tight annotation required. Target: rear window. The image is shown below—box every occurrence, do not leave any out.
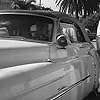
[0,14,54,41]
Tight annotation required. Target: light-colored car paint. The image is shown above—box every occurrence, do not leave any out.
[0,10,99,100]
[0,40,99,100]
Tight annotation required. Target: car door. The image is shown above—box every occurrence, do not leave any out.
[64,21,99,99]
[49,42,83,100]
[74,23,99,98]
[48,20,99,100]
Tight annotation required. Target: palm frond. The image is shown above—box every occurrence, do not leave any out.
[59,0,72,12]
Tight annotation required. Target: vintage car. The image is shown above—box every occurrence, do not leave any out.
[0,10,99,100]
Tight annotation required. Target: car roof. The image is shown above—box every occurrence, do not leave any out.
[0,10,84,30]
[0,10,78,21]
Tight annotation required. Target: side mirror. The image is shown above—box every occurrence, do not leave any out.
[56,35,68,48]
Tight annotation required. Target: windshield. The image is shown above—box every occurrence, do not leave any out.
[0,14,53,41]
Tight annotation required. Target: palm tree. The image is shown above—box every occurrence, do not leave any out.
[56,0,100,20]
[10,0,53,10]
[10,0,40,10]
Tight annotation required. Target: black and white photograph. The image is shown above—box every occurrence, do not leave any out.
[0,0,100,100]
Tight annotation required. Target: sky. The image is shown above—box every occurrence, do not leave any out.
[36,0,59,11]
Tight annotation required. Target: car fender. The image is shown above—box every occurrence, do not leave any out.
[0,62,52,100]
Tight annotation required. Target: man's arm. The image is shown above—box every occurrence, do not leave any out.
[97,21,100,36]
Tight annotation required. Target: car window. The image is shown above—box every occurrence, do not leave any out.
[60,23,78,43]
[59,21,86,43]
[0,14,53,41]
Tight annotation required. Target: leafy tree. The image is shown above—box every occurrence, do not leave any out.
[10,0,53,11]
[56,0,100,20]
[10,0,39,10]
[83,13,100,33]
[41,7,53,11]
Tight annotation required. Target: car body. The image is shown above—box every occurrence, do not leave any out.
[0,10,99,100]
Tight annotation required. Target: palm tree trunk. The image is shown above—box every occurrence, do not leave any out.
[76,9,79,20]
[83,9,86,18]
[75,2,79,19]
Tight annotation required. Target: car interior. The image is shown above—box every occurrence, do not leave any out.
[0,14,53,41]
[59,20,86,43]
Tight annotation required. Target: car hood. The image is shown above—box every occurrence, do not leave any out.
[0,39,49,68]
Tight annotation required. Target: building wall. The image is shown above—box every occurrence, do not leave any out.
[0,0,10,3]
[0,0,11,9]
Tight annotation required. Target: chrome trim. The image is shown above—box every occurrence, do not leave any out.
[48,75,91,100]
